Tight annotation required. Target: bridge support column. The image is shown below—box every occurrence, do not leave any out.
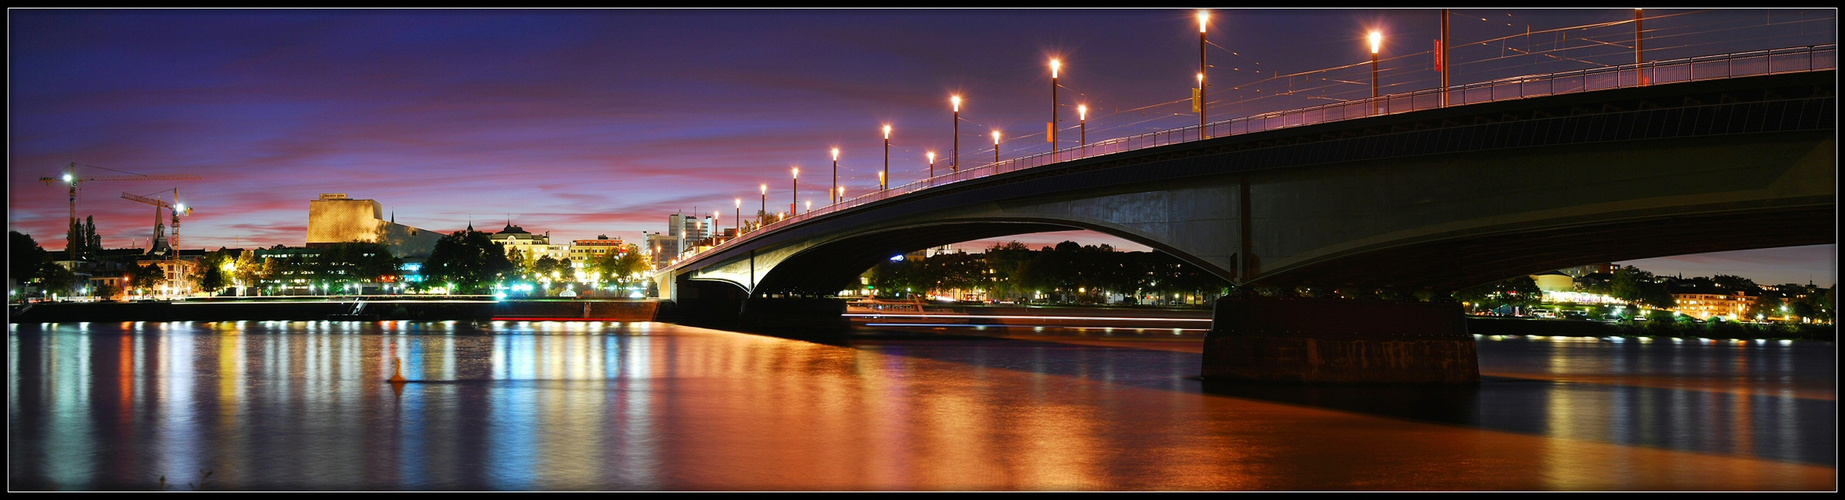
[1202,295,1478,385]
[738,297,850,333]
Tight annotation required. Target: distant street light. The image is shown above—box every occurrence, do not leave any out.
[734,198,741,235]
[951,94,962,173]
[1198,10,1209,132]
[1369,29,1383,114]
[1078,104,1087,146]
[790,167,799,215]
[1049,58,1060,152]
[1636,9,1647,86]
[927,151,936,178]
[831,147,840,204]
[882,125,891,191]
[992,130,1002,162]
[759,184,767,224]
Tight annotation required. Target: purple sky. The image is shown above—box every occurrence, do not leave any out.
[7,8,1836,286]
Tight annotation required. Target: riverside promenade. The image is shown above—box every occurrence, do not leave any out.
[7,297,664,324]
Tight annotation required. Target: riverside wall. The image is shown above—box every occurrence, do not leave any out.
[8,299,664,324]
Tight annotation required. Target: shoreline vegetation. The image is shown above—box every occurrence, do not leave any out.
[7,299,1834,342]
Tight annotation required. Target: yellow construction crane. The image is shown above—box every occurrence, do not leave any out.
[39,162,200,261]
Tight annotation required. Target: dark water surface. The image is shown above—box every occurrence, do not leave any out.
[8,320,1835,491]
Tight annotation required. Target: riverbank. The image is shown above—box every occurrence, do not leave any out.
[7,298,663,324]
[8,300,1832,342]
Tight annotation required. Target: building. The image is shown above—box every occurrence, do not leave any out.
[569,235,627,262]
[306,194,442,259]
[1671,286,1757,321]
[488,223,566,265]
[644,231,681,270]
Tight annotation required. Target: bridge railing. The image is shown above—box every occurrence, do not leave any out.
[674,44,1835,268]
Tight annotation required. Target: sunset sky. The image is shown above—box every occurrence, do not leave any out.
[8,8,1836,286]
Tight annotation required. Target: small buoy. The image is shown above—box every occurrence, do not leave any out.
[388,357,407,384]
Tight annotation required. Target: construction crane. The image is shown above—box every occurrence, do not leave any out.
[121,189,194,297]
[121,189,192,256]
[39,162,201,261]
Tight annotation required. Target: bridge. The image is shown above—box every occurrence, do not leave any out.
[654,46,1836,384]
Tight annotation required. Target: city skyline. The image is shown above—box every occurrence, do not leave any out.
[7,8,1836,286]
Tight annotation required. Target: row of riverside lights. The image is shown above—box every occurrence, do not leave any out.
[734,9,1657,245]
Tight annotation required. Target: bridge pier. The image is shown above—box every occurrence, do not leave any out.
[738,297,850,333]
[1202,295,1478,385]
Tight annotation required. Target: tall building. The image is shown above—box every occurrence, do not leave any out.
[306,194,442,259]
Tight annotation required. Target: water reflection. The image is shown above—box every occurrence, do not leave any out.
[7,322,1835,491]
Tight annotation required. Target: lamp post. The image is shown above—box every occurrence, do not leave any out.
[882,125,891,191]
[1198,10,1209,132]
[831,147,839,204]
[1635,9,1646,86]
[1049,58,1060,152]
[1078,104,1087,146]
[759,184,767,225]
[1440,9,1451,107]
[734,198,741,235]
[927,151,936,178]
[1369,30,1382,115]
[790,167,798,215]
[950,94,961,173]
[992,130,1001,162]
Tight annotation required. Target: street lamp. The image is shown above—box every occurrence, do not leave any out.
[735,198,742,235]
[790,167,799,215]
[831,147,840,204]
[882,124,891,191]
[1197,10,1209,132]
[759,184,767,224]
[1077,104,1087,146]
[992,130,1001,162]
[927,151,936,178]
[950,94,961,173]
[1049,58,1060,152]
[1635,9,1647,86]
[1369,30,1382,114]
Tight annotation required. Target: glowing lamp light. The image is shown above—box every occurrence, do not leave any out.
[1369,30,1382,54]
[1198,10,1209,33]
[952,95,961,112]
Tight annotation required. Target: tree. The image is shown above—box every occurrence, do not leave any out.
[38,262,78,296]
[422,230,513,294]
[10,231,49,286]
[128,264,165,292]
[1455,276,1543,312]
[605,246,648,288]
[198,263,227,294]
[533,255,562,280]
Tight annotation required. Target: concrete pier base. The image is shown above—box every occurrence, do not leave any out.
[1202,295,1479,385]
[739,297,850,332]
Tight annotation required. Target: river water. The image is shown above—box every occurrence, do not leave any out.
[7,320,1835,491]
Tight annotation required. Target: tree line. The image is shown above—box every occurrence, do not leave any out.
[862,241,1232,306]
